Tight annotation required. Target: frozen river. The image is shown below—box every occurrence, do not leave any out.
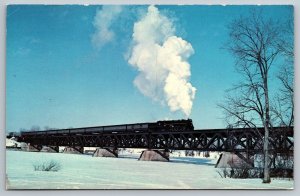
[6,150,293,189]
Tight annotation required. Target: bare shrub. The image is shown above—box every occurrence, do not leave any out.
[218,154,294,179]
[218,167,263,179]
[33,160,61,172]
[217,168,231,178]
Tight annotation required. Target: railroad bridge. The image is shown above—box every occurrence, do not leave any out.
[9,119,294,165]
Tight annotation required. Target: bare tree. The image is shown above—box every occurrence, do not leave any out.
[271,66,294,127]
[277,18,294,64]
[219,11,284,183]
[271,18,294,127]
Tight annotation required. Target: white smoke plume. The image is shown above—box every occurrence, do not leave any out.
[92,5,123,48]
[128,5,196,116]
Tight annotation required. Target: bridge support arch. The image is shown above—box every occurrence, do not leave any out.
[138,149,169,162]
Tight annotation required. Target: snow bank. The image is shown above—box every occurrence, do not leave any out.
[6,150,293,189]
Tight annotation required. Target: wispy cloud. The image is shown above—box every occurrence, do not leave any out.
[91,5,123,49]
[14,47,31,56]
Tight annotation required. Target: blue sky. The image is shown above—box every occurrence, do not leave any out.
[6,5,293,132]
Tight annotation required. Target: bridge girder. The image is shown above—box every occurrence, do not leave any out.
[19,127,293,156]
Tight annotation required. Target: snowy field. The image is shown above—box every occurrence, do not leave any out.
[6,150,293,189]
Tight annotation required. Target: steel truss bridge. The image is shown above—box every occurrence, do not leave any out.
[13,120,294,165]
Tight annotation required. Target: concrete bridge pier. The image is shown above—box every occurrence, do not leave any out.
[40,146,59,153]
[215,152,254,168]
[93,147,118,158]
[63,146,84,154]
[23,144,42,152]
[138,149,169,162]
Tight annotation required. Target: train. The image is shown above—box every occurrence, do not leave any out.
[12,119,194,137]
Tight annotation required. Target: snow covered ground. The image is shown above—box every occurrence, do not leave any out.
[6,150,293,189]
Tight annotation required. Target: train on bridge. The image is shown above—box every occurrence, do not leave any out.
[6,118,293,165]
[8,119,194,138]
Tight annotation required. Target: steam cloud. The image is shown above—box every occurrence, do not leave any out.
[92,5,123,48]
[128,6,196,116]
